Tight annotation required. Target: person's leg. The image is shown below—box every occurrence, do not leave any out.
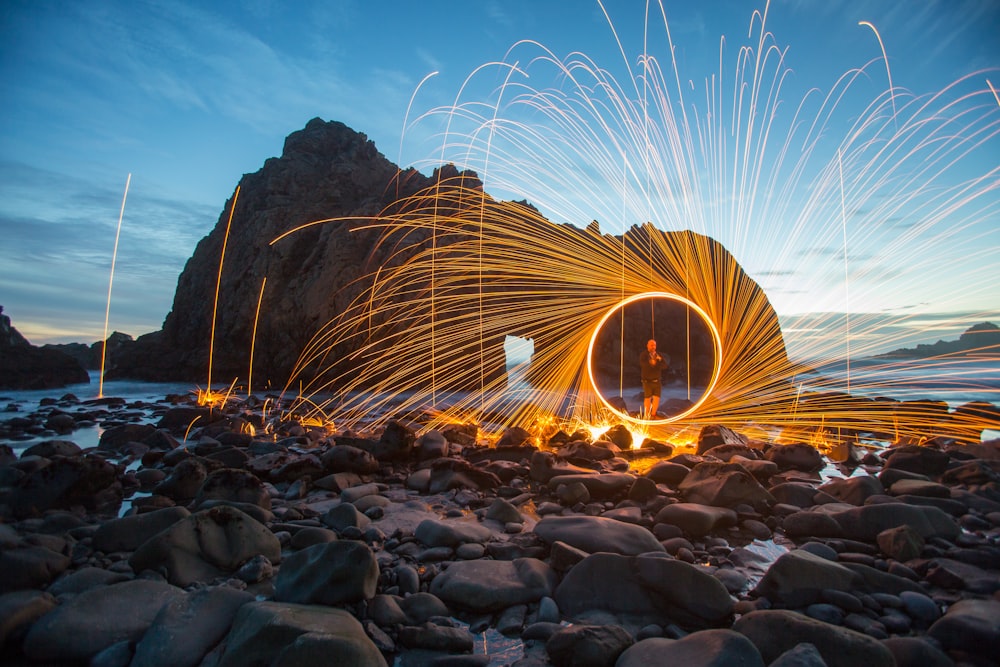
[649,394,660,419]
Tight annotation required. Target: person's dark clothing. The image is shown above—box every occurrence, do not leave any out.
[639,350,668,381]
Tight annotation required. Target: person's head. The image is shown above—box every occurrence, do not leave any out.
[646,339,656,353]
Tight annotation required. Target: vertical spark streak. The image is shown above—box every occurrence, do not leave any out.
[838,150,851,393]
[208,186,240,397]
[99,173,131,399]
[859,21,897,125]
[989,79,1000,108]
[248,276,266,398]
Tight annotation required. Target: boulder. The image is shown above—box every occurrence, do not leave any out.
[92,506,192,552]
[653,503,737,536]
[733,609,897,667]
[429,558,556,613]
[0,590,58,646]
[321,444,378,474]
[22,580,185,662]
[764,444,825,472]
[554,552,734,629]
[752,549,863,607]
[130,505,281,587]
[273,540,378,605]
[193,467,272,510]
[131,585,255,667]
[547,472,635,498]
[828,502,960,542]
[696,424,749,455]
[678,461,774,508]
[0,545,71,593]
[218,601,387,667]
[617,630,765,667]
[533,515,665,555]
[415,518,493,547]
[545,623,634,667]
[7,454,121,518]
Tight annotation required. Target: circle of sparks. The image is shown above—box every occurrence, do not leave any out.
[586,291,723,425]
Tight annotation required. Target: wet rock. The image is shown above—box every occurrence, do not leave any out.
[733,609,895,667]
[554,552,734,628]
[428,458,502,493]
[653,502,737,536]
[696,424,749,456]
[415,518,493,548]
[217,601,387,667]
[322,502,372,533]
[533,515,665,555]
[154,458,208,503]
[818,476,884,506]
[21,439,82,458]
[92,506,191,552]
[881,636,954,667]
[129,505,281,587]
[678,461,775,508]
[545,623,634,667]
[193,467,272,510]
[882,445,950,477]
[374,420,415,461]
[828,502,960,542]
[47,566,131,596]
[429,557,556,613]
[131,585,255,667]
[769,642,828,667]
[7,454,121,518]
[0,545,71,593]
[22,579,185,662]
[530,450,596,483]
[274,540,378,605]
[764,444,825,472]
[617,629,765,667]
[875,524,924,561]
[398,622,474,652]
[0,589,57,645]
[321,444,378,474]
[548,472,634,498]
[752,549,863,607]
[644,460,690,486]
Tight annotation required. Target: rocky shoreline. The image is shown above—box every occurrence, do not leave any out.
[1,391,998,667]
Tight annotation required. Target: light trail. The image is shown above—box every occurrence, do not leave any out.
[99,173,130,399]
[259,5,998,447]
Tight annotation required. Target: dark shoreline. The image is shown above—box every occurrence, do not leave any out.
[1,389,999,666]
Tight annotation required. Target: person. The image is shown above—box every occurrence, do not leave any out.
[639,339,669,419]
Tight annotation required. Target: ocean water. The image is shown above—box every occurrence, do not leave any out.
[3,359,998,452]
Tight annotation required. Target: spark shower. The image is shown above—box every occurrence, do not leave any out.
[270,1,999,444]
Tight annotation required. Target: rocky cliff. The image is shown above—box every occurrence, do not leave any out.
[0,306,89,390]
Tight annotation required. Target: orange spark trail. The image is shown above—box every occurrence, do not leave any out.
[207,186,240,402]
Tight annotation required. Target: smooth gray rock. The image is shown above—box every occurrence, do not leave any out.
[733,609,895,667]
[429,558,556,613]
[92,506,191,552]
[545,623,633,667]
[218,601,387,667]
[415,518,493,547]
[617,630,765,667]
[554,552,733,628]
[129,505,281,587]
[752,549,862,607]
[274,540,378,605]
[533,515,665,555]
[927,598,1000,661]
[131,586,255,667]
[22,580,185,662]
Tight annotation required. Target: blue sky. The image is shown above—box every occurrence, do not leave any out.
[1,0,997,359]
